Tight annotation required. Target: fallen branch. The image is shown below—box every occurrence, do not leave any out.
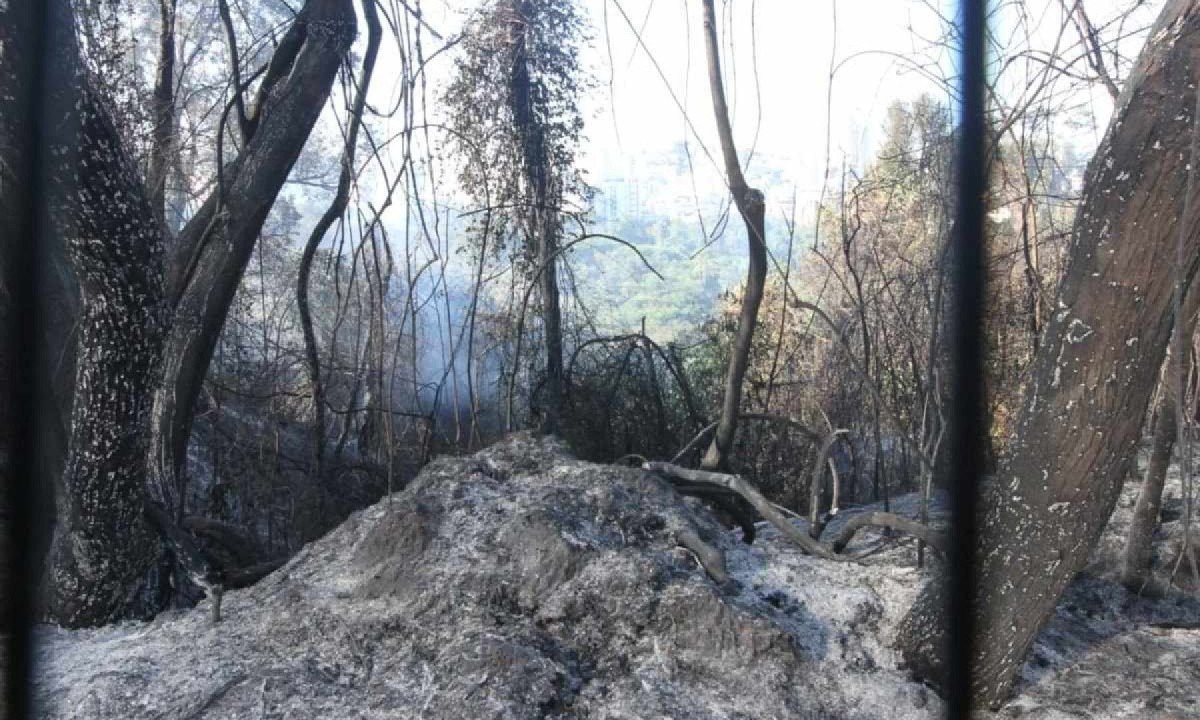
[225,558,286,589]
[675,527,731,586]
[645,462,837,560]
[829,511,949,558]
[666,481,757,543]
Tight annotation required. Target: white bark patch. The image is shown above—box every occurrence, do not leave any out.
[1065,318,1094,344]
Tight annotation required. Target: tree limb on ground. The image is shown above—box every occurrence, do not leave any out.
[645,462,837,560]
[674,527,731,587]
[666,482,758,544]
[645,462,945,564]
[830,511,949,558]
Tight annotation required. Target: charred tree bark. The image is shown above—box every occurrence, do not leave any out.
[899,0,1200,706]
[508,0,565,435]
[38,0,167,626]
[698,0,767,472]
[31,0,355,627]
[152,0,356,518]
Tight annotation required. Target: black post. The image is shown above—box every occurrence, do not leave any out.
[949,0,987,716]
[3,0,48,717]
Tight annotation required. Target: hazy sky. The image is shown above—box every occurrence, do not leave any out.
[576,0,955,184]
[389,0,961,211]
[344,0,1152,339]
[393,0,1146,218]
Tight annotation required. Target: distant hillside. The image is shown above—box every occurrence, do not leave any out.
[573,145,817,341]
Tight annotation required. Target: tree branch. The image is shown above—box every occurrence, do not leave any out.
[675,527,731,586]
[645,461,838,560]
[830,511,949,558]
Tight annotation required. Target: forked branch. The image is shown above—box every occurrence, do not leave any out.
[645,461,838,560]
[644,461,946,563]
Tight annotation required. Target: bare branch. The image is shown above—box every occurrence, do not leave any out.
[644,461,839,560]
[830,511,949,558]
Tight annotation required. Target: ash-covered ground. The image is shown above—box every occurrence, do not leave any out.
[30,435,1200,719]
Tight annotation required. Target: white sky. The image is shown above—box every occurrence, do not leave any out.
[575,0,956,188]
[321,0,1155,343]
[380,0,961,212]
[384,0,1154,219]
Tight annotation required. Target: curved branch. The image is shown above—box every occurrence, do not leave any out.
[644,461,838,560]
[564,331,706,434]
[216,0,250,141]
[830,511,949,558]
[296,0,381,485]
[699,0,767,471]
[675,527,731,587]
[808,428,849,539]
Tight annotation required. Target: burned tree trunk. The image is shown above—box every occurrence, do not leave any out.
[899,0,1200,706]
[29,0,355,627]
[698,0,767,472]
[37,0,167,626]
[507,0,565,435]
[151,0,356,518]
[1120,386,1179,592]
[147,0,176,229]
[1121,274,1200,591]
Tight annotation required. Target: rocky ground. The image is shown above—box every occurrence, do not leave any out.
[28,434,1200,719]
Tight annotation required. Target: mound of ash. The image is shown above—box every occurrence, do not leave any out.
[34,434,935,719]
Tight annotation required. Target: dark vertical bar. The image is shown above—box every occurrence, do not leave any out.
[949,0,987,717]
[4,1,48,718]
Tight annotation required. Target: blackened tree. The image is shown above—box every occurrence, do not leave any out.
[3,0,357,627]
